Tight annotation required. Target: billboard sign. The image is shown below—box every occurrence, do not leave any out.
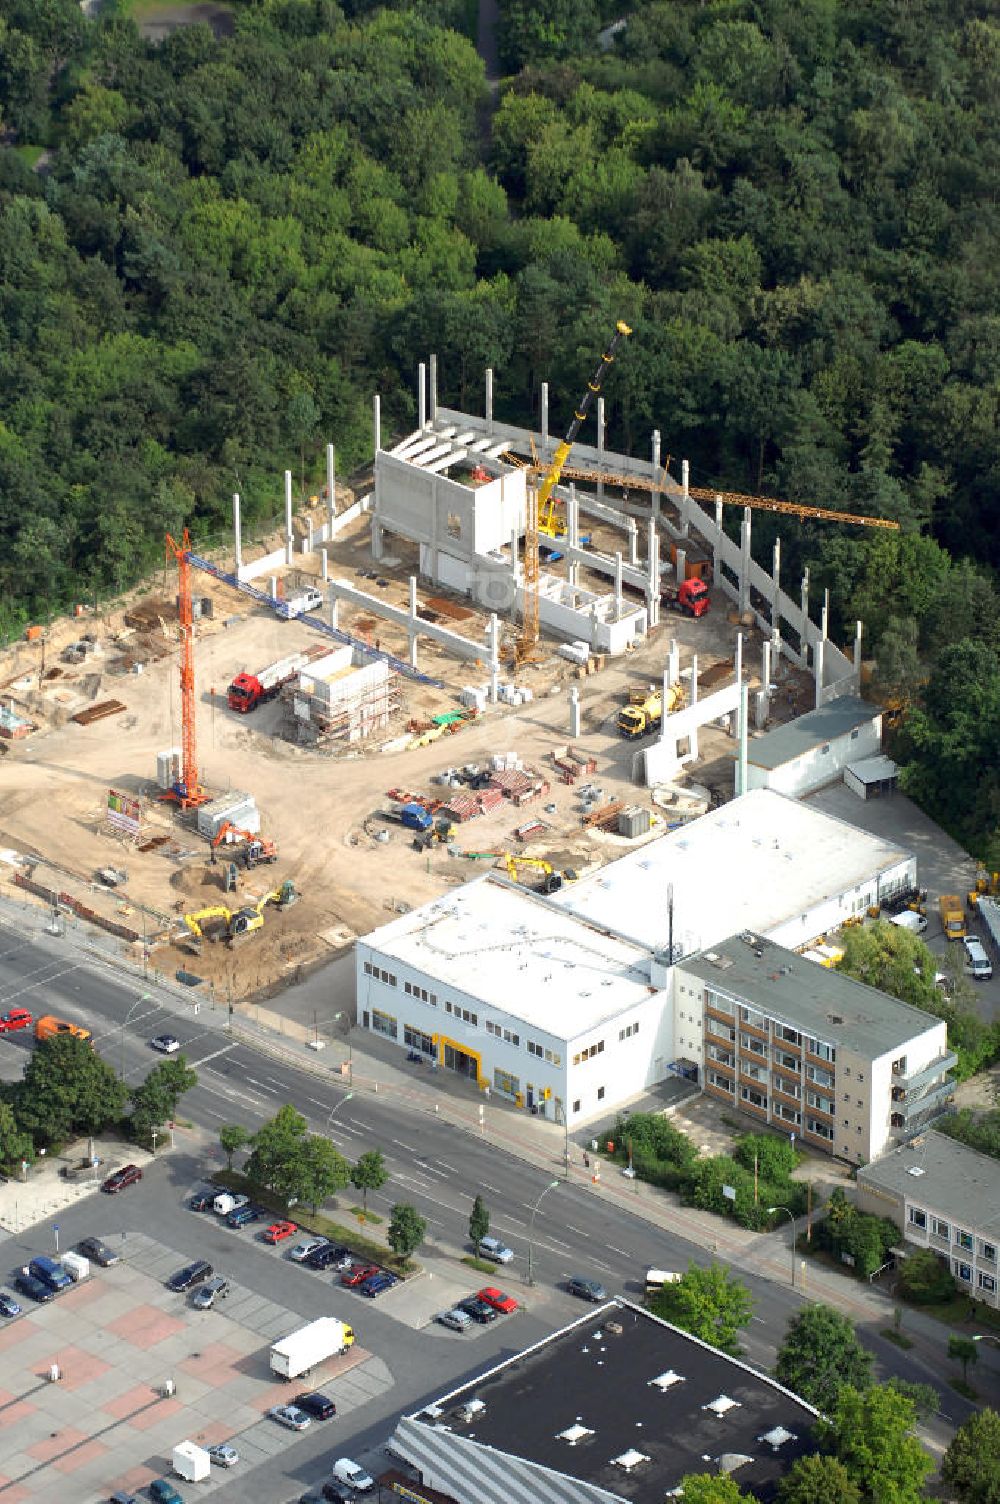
[107,788,141,838]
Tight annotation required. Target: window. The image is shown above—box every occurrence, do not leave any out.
[775,1102,800,1125]
[494,1068,520,1099]
[932,1218,950,1240]
[983,1243,997,1264]
[909,1208,927,1230]
[504,1029,519,1046]
[857,1099,863,1108]
[572,1099,581,1113]
[371,1008,397,1039]
[577,1040,605,1063]
[363,961,372,975]
[597,1087,605,1101]
[619,1023,640,1041]
[708,1045,734,1067]
[857,1072,864,1082]
[404,981,435,1004]
[779,1026,801,1045]
[843,1093,850,1103]
[773,1076,800,1099]
[740,1033,768,1058]
[954,1261,972,1283]
[806,1117,834,1141]
[778,1052,799,1072]
[740,1006,764,1029]
[806,1064,834,1089]
[807,1091,833,1113]
[807,1038,836,1063]
[403,1025,434,1055]
[367,965,396,986]
[741,1085,767,1110]
[959,1230,974,1251]
[527,1041,544,1058]
[979,1273,997,1293]
[708,1071,734,1094]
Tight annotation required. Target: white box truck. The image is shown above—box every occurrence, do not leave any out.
[283,587,323,619]
[269,1317,354,1380]
[172,1441,210,1482]
[60,1252,90,1283]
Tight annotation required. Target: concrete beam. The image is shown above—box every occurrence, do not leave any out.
[284,470,293,565]
[373,394,382,454]
[233,492,242,575]
[429,353,438,422]
[326,444,336,528]
[329,578,500,668]
[418,361,427,430]
[485,368,493,434]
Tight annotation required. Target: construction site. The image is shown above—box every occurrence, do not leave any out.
[0,325,898,1004]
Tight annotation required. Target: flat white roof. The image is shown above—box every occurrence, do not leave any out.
[552,789,911,957]
[360,875,656,1038]
[846,755,898,783]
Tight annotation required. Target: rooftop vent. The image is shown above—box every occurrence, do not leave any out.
[704,1395,740,1418]
[605,1321,623,1335]
[710,955,734,970]
[759,1426,797,1451]
[649,1370,686,1392]
[611,1449,650,1472]
[906,1166,926,1177]
[453,1399,485,1423]
[557,1423,594,1446]
[719,1453,756,1475]
[828,1014,844,1025]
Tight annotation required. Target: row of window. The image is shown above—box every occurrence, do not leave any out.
[404,981,436,1004]
[446,1002,477,1025]
[364,963,397,986]
[709,995,838,1064]
[954,1262,997,1294]
[486,1021,520,1045]
[619,1022,640,1041]
[574,1040,605,1066]
[910,1208,997,1261]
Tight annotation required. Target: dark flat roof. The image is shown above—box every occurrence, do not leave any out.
[747,696,878,770]
[404,1302,817,1504]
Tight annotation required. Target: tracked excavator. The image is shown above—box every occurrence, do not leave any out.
[182,881,298,949]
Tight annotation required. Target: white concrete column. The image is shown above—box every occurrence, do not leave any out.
[486,368,494,434]
[668,638,680,686]
[814,637,825,706]
[284,470,294,565]
[689,652,700,761]
[648,524,660,628]
[628,518,639,567]
[373,394,382,454]
[270,575,278,599]
[326,443,336,528]
[321,549,329,582]
[715,494,724,530]
[489,614,500,704]
[429,354,438,421]
[541,382,549,452]
[510,526,520,576]
[762,640,771,698]
[675,546,686,585]
[652,429,662,524]
[820,599,829,641]
[408,576,419,667]
[371,516,384,561]
[330,595,339,630]
[800,570,810,665]
[597,397,606,505]
[305,518,314,555]
[738,682,750,789]
[614,552,623,621]
[569,686,581,739]
[854,620,863,671]
[681,459,690,537]
[568,486,579,588]
[736,630,743,686]
[771,538,781,629]
[739,507,752,614]
[232,492,242,575]
[418,362,427,430]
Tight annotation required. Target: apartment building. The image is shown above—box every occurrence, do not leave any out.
[675,932,955,1164]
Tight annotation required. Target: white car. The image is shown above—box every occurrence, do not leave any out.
[332,1458,375,1492]
[478,1235,514,1264]
[964,937,994,980]
[150,1034,180,1054]
[268,1404,311,1432]
[207,1443,239,1467]
[437,1308,472,1332]
[289,1236,328,1263]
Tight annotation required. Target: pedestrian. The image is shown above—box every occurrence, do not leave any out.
[583,1151,590,1169]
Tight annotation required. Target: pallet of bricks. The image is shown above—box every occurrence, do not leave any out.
[443,787,504,823]
[490,767,550,808]
[551,745,597,785]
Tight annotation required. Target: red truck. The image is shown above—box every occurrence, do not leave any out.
[228,652,312,713]
[661,578,710,617]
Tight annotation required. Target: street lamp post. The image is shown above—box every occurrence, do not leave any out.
[332,1012,353,1086]
[526,1179,561,1287]
[768,1205,796,1288]
[121,993,151,1081]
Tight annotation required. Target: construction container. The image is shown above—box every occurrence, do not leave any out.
[156,748,181,791]
[196,793,260,840]
[618,806,651,839]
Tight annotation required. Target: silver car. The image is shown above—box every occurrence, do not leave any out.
[208,1443,239,1467]
[191,1276,230,1310]
[289,1236,328,1264]
[268,1404,312,1432]
[437,1308,472,1332]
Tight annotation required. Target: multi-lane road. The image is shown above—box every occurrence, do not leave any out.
[0,909,984,1497]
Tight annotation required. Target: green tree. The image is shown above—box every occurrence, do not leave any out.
[942,1407,1000,1503]
[17,1036,127,1146]
[775,1304,874,1412]
[884,1379,939,1422]
[388,1202,427,1260]
[818,1384,934,1504]
[130,1056,198,1141]
[0,1101,33,1172]
[676,1475,749,1504]
[245,1105,308,1193]
[777,1454,861,1504]
[897,1247,956,1306]
[295,1135,350,1215]
[949,1334,980,1387]
[350,1149,388,1215]
[650,1262,753,1356]
[219,1123,250,1171]
[469,1193,490,1254]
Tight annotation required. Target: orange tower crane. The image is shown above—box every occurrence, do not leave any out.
[164,529,207,808]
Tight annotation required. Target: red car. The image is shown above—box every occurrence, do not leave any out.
[102,1164,142,1194]
[477,1286,518,1315]
[342,1262,380,1287]
[0,1009,32,1034]
[262,1220,297,1245]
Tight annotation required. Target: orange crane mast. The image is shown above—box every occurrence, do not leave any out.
[164,529,207,808]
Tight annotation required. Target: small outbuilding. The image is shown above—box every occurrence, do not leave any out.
[744,695,882,799]
[844,754,898,801]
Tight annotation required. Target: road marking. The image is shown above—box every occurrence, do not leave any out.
[607,1244,632,1258]
[503,1214,527,1227]
[244,1076,279,1094]
[413,1160,448,1179]
[264,1075,286,1088]
[192,1044,237,1067]
[391,1138,413,1151]
[306,1097,329,1111]
[332,1122,363,1138]
[546,1237,573,1251]
[435,1161,460,1175]
[565,1224,589,1238]
[200,1107,227,1120]
[480,1183,501,1194]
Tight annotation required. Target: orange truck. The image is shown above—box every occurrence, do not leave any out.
[34,1015,92,1044]
[938,895,966,942]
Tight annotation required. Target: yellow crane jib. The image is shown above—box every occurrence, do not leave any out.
[536,319,633,523]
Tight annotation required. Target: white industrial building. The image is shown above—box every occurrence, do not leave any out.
[356,790,922,1131]
[743,695,882,798]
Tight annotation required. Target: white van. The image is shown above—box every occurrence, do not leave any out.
[283,587,323,619]
[890,910,928,935]
[645,1268,682,1298]
[964,937,993,980]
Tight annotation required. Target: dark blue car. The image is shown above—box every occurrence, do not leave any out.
[227,1204,261,1229]
[361,1271,397,1298]
[305,1243,348,1271]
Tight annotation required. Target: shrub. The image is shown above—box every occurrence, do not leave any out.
[897,1247,956,1306]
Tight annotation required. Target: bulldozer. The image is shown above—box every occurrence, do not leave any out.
[617,681,684,740]
[182,880,298,950]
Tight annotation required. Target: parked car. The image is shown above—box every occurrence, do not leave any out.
[0,1008,32,1033]
[0,1292,22,1317]
[188,1189,221,1212]
[290,1236,328,1264]
[167,1260,213,1293]
[109,1491,140,1504]
[567,1276,608,1303]
[78,1237,120,1267]
[964,936,994,980]
[360,1271,397,1298]
[437,1308,472,1332]
[13,1272,53,1304]
[148,1481,183,1504]
[262,1220,297,1245]
[321,1485,352,1504]
[268,1404,311,1432]
[342,1262,380,1287]
[227,1204,261,1229]
[477,1286,518,1314]
[477,1235,514,1264]
[102,1164,142,1194]
[293,1391,336,1419]
[191,1276,230,1310]
[149,1034,180,1054]
[459,1296,498,1324]
[305,1243,348,1272]
[207,1443,239,1468]
[331,1459,375,1493]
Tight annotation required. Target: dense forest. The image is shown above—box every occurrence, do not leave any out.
[0,0,998,856]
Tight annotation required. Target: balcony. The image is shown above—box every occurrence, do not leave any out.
[892,1052,958,1092]
[892,1078,956,1123]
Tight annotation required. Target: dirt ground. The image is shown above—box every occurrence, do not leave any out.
[0,501,812,1001]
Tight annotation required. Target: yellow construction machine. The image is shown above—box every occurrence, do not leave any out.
[617,681,684,739]
[182,881,298,949]
[210,820,278,868]
[502,854,578,895]
[968,868,1000,909]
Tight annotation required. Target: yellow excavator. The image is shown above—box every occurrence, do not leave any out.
[618,681,685,739]
[183,881,298,948]
[968,868,1000,910]
[503,854,578,895]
